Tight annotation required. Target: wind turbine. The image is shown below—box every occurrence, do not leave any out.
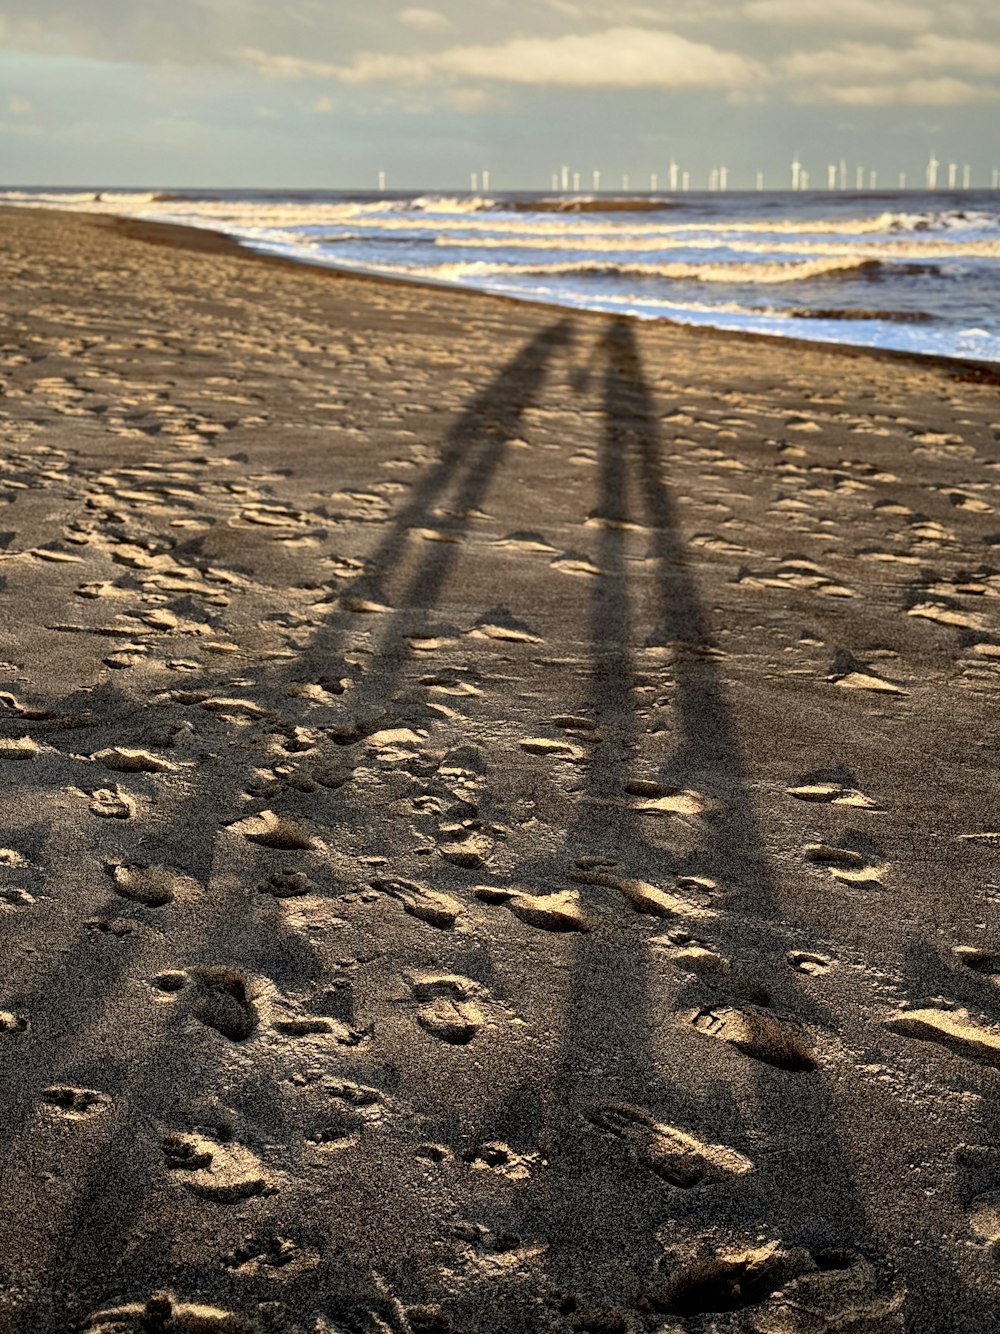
[963,164,971,189]
[828,164,837,190]
[948,162,957,189]
[926,152,939,190]
[482,170,490,192]
[791,156,802,191]
[669,160,679,191]
[719,166,728,191]
[593,169,601,191]
[756,170,765,191]
[378,170,386,193]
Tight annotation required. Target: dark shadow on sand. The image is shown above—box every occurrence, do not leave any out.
[0,320,574,1332]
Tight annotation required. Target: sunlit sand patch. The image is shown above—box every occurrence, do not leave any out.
[886,1007,1000,1067]
[475,885,593,933]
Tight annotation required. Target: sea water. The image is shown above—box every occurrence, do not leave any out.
[5,187,1000,363]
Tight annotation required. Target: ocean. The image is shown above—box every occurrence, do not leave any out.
[5,186,1000,363]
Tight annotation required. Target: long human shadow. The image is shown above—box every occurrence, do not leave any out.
[512,318,889,1319]
[0,319,575,1332]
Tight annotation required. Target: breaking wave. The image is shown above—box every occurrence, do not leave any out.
[1,185,998,361]
[407,256,887,285]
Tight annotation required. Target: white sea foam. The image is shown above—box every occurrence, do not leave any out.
[2,187,998,362]
[402,256,885,284]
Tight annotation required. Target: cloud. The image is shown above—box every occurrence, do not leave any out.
[240,27,764,91]
[7,94,33,117]
[798,76,1000,105]
[397,7,453,30]
[781,35,1000,81]
[444,86,499,112]
[745,0,932,29]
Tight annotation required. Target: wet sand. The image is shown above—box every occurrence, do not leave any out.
[0,204,999,1333]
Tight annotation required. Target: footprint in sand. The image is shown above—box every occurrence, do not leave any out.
[306,1078,390,1151]
[153,966,259,1042]
[586,1103,752,1188]
[954,946,1000,983]
[804,837,888,886]
[969,1193,1000,1249]
[885,1006,1000,1068]
[407,973,487,1045]
[438,827,494,870]
[162,1132,275,1202]
[519,736,586,762]
[572,865,716,920]
[0,737,41,760]
[223,1234,321,1280]
[108,862,201,907]
[88,785,137,819]
[827,650,907,695]
[89,746,177,773]
[787,775,880,809]
[787,951,834,975]
[41,1086,111,1119]
[229,809,317,851]
[658,1243,903,1325]
[465,1140,544,1181]
[372,877,463,928]
[467,605,543,644]
[475,885,593,933]
[82,1292,257,1333]
[259,869,314,899]
[688,1006,816,1073]
[654,932,729,977]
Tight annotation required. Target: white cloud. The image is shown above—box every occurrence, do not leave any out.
[397,7,453,30]
[781,35,1000,81]
[240,27,764,91]
[238,48,349,79]
[799,76,1000,105]
[745,0,932,30]
[7,94,33,117]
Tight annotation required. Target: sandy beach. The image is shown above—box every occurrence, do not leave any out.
[2,204,1000,1333]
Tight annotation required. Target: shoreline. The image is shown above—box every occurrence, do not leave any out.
[68,205,999,385]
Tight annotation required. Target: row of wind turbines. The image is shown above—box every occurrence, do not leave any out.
[374,158,1000,195]
[542,156,999,194]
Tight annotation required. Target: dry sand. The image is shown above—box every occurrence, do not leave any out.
[0,205,999,1333]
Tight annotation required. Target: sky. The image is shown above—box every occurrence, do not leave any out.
[0,1,998,189]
